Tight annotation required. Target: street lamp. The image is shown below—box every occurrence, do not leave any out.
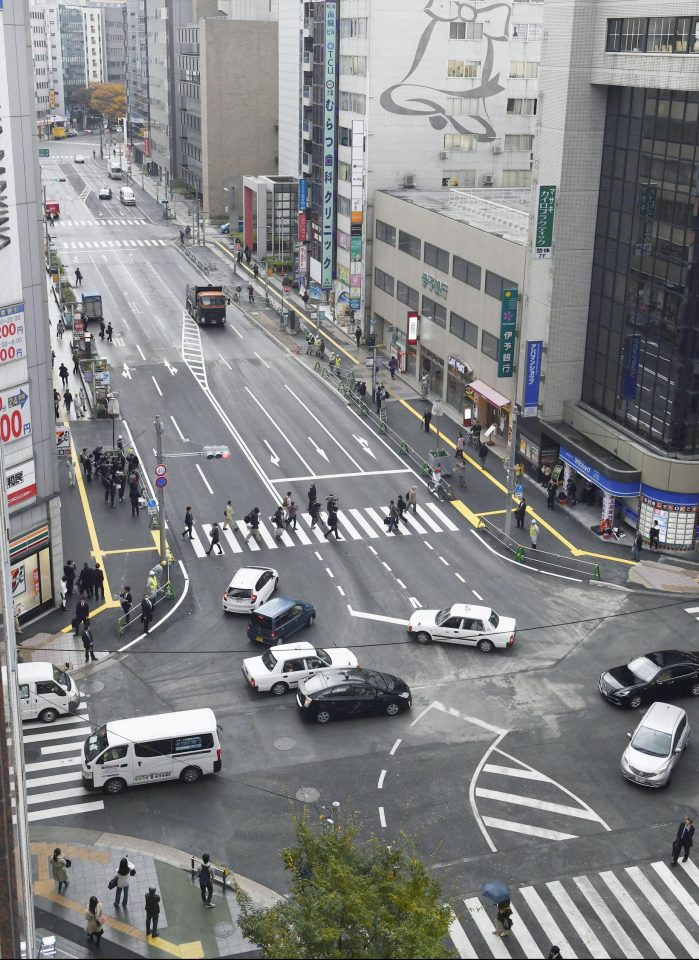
[107,395,120,449]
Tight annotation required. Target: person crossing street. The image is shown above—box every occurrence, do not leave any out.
[206,522,223,556]
[74,267,82,287]
[244,508,262,545]
[222,500,234,531]
[309,499,321,529]
[182,506,194,539]
[324,507,342,540]
[59,362,69,390]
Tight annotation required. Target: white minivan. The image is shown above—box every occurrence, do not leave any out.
[119,186,135,205]
[82,708,221,794]
[3,662,81,723]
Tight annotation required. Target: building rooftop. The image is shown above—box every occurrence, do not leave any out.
[382,187,532,245]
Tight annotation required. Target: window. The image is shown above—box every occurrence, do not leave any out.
[442,170,477,188]
[282,659,305,672]
[339,126,352,147]
[374,268,395,296]
[449,21,483,40]
[396,281,419,310]
[173,733,214,753]
[339,17,367,38]
[505,134,534,151]
[621,17,647,52]
[453,256,481,289]
[447,60,481,78]
[424,242,449,273]
[485,271,518,299]
[450,311,478,347]
[446,96,479,115]
[339,90,366,113]
[512,23,543,41]
[398,230,421,259]
[481,331,500,360]
[503,169,532,186]
[135,738,172,757]
[339,55,366,76]
[338,161,350,181]
[19,684,29,700]
[422,296,447,328]
[376,220,396,246]
[444,133,477,151]
[647,17,674,52]
[337,195,350,217]
[98,745,129,763]
[36,681,63,696]
[509,61,539,79]
[507,98,537,115]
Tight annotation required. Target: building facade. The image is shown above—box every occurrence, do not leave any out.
[29,5,51,122]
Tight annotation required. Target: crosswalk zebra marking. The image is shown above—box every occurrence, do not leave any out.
[464,899,510,958]
[546,881,608,959]
[626,866,699,956]
[187,528,207,558]
[652,861,699,923]
[301,514,327,542]
[680,857,699,887]
[348,508,379,538]
[236,520,260,550]
[403,511,428,535]
[426,501,460,531]
[415,504,443,532]
[26,770,84,788]
[221,526,243,554]
[507,904,544,959]
[27,786,93,806]
[290,522,312,545]
[366,506,393,534]
[600,870,672,959]
[23,725,91,744]
[448,916,477,960]
[519,886,577,959]
[336,510,362,540]
[573,874,642,959]
[25,755,82,773]
[28,801,105,822]
[475,787,601,821]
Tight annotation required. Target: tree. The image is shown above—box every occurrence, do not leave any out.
[87,83,126,122]
[235,812,455,959]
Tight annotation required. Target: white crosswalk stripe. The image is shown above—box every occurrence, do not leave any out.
[56,218,147,227]
[20,706,104,822]
[451,859,699,959]
[54,238,170,250]
[683,605,699,622]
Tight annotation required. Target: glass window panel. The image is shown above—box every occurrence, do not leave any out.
[481,331,499,359]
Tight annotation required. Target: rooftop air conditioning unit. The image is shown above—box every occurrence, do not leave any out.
[481,174,494,185]
[439,150,448,160]
[403,174,416,188]
[492,139,502,154]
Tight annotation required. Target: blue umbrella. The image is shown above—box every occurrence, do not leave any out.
[481,880,511,904]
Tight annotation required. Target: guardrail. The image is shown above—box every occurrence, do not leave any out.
[116,579,176,636]
[176,239,214,276]
[476,515,601,580]
[189,854,233,890]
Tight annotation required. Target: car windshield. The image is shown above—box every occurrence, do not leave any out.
[489,610,499,628]
[53,666,71,690]
[303,674,328,694]
[361,669,393,691]
[201,295,225,307]
[261,649,278,671]
[227,586,252,598]
[84,725,109,762]
[627,657,658,683]
[435,608,452,626]
[316,649,332,666]
[631,727,672,758]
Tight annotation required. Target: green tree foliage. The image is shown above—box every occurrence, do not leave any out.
[87,83,126,122]
[235,813,455,959]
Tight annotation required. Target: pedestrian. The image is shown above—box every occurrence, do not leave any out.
[631,530,643,562]
[116,435,124,453]
[64,560,76,597]
[108,476,117,508]
[396,494,408,523]
[140,594,154,634]
[286,499,298,530]
[78,562,93,599]
[385,500,400,533]
[60,575,68,610]
[253,262,259,280]
[85,895,104,945]
[649,520,661,550]
[182,506,194,539]
[75,267,82,286]
[307,483,317,514]
[547,480,556,510]
[120,586,133,620]
[455,432,465,459]
[112,857,134,907]
[197,854,215,908]
[388,355,397,381]
[54,389,60,419]
[672,817,694,865]
[515,498,527,529]
[423,408,432,432]
[478,442,489,470]
[375,384,383,415]
[93,562,105,602]
[116,467,127,502]
[302,289,310,308]
[566,478,577,505]
[237,249,243,265]
[63,389,73,415]
[51,848,70,894]
[72,349,81,376]
[547,947,562,960]
[406,486,417,515]
[244,508,262,544]
[106,322,113,342]
[57,318,65,341]
[355,325,362,349]
[99,318,105,340]
[82,621,97,662]
[324,508,342,540]
[309,499,321,529]
[206,522,223,555]
[145,886,160,938]
[222,500,234,531]
[271,506,285,540]
[529,519,539,549]
[59,362,69,389]
[67,459,76,488]
[247,284,255,303]
[129,485,140,517]
[493,900,513,938]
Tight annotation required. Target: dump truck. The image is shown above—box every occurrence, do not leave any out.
[78,292,103,323]
[185,284,227,326]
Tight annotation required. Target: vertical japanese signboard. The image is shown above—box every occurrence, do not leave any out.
[349,120,364,312]
[0,7,24,306]
[523,340,542,416]
[533,185,556,260]
[497,289,518,379]
[321,2,337,290]
[636,184,657,256]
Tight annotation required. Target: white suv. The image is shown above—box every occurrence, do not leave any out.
[407,604,516,652]
[622,701,690,788]
[242,641,357,696]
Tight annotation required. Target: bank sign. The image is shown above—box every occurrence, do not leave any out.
[497,289,518,378]
[0,10,23,305]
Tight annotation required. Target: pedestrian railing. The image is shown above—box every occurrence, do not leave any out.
[176,239,214,276]
[476,515,602,580]
[189,855,233,890]
[116,579,176,637]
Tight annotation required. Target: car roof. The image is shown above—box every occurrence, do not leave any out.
[306,668,371,688]
[254,597,307,615]
[230,566,276,588]
[268,641,315,655]
[643,650,699,667]
[449,604,492,618]
[639,701,687,733]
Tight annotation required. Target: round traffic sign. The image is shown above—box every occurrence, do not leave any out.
[155,476,168,488]
[154,464,167,477]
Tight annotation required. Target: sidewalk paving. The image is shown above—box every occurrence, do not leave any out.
[31,827,279,958]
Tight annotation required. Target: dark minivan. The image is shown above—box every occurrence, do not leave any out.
[247,597,316,645]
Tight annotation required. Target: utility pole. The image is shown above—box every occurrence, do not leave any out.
[154,416,166,567]
[201,197,206,246]
[99,116,104,160]
[503,402,519,541]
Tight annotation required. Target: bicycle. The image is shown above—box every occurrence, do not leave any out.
[426,477,453,502]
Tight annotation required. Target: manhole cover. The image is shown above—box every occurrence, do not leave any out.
[296,786,320,803]
[80,678,105,694]
[274,737,296,751]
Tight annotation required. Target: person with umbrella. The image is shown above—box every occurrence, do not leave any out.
[481,881,513,938]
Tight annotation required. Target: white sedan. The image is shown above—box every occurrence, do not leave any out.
[242,641,358,695]
[74,154,86,163]
[407,603,516,652]
[223,565,278,614]
[98,186,112,200]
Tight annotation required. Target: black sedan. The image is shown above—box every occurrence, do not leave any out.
[296,668,412,724]
[599,650,699,709]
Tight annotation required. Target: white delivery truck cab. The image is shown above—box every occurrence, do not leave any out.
[2,662,81,723]
[82,708,221,794]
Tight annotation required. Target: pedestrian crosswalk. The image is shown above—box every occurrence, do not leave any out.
[55,238,170,251]
[21,702,104,822]
[187,502,460,557]
[684,604,699,624]
[55,218,146,227]
[449,858,699,959]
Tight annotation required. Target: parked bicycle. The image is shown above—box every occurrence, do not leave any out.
[426,476,453,502]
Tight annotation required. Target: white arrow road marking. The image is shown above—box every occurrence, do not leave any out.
[307,436,329,462]
[244,387,313,473]
[408,597,422,609]
[164,359,178,375]
[122,363,132,379]
[170,416,189,442]
[195,463,214,495]
[128,300,142,314]
[352,434,376,459]
[263,439,280,466]
[151,376,162,396]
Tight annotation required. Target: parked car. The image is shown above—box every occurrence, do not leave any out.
[407,604,516,652]
[219,223,230,235]
[296,668,412,724]
[223,566,278,614]
[98,186,113,200]
[242,641,357,695]
[247,597,316,645]
[621,701,690,788]
[119,187,136,205]
[599,650,699,709]
[66,128,78,137]
[74,154,86,163]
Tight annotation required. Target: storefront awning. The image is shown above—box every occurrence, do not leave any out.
[468,380,511,410]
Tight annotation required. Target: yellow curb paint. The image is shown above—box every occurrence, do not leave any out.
[101,546,159,555]
[69,434,112,596]
[450,499,481,528]
[477,509,507,517]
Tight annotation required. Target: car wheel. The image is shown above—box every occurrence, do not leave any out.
[103,777,126,795]
[39,707,59,723]
[415,632,432,645]
[477,638,495,653]
[270,681,289,696]
[306,615,315,628]
[385,702,400,716]
[180,766,202,784]
[691,682,699,697]
[315,709,331,724]
[629,694,643,709]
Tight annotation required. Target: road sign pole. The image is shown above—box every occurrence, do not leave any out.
[155,415,167,568]
[503,402,519,541]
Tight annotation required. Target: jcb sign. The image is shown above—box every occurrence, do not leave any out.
[0,382,32,445]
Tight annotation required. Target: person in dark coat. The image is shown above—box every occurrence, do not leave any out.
[422,408,432,432]
[307,483,317,513]
[672,817,695,865]
[206,522,223,555]
[77,562,93,599]
[140,595,154,634]
[324,508,342,540]
[130,485,140,517]
[355,326,362,349]
[73,596,90,636]
[63,560,76,597]
[649,520,661,550]
[120,586,133,620]
[515,498,527,529]
[82,622,97,662]
[309,499,321,529]
[547,480,557,510]
[145,886,160,937]
[396,494,408,523]
[478,442,489,470]
[182,506,194,539]
[93,563,105,602]
[58,362,69,390]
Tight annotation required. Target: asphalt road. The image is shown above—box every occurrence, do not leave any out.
[38,138,699,956]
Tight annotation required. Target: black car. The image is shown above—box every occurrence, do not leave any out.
[296,668,412,724]
[599,650,699,709]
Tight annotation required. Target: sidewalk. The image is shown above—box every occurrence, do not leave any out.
[31,826,279,958]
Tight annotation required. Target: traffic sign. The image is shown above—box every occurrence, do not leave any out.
[155,476,168,488]
[39,148,49,158]
[515,483,523,498]
[154,464,167,477]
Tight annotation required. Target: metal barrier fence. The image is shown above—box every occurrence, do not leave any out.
[116,579,176,636]
[476,515,601,580]
[190,854,233,890]
[176,239,214,276]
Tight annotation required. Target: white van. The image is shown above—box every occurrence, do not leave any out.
[82,708,221,794]
[108,161,123,180]
[119,186,135,205]
[2,662,81,723]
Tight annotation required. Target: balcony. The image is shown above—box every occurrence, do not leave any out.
[303,50,314,71]
[302,86,312,106]
[302,119,311,138]
[302,152,312,174]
